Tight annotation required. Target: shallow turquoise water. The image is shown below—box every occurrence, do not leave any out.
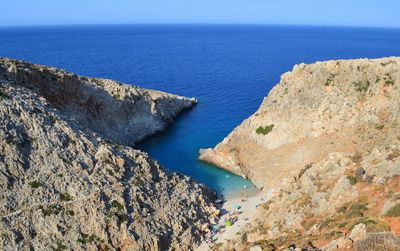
[139,108,260,198]
[1,25,399,197]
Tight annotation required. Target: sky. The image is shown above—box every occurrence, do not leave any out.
[1,0,399,28]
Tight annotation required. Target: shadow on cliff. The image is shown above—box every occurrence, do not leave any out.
[1,59,191,147]
[1,58,221,196]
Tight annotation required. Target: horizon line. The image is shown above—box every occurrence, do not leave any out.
[1,22,400,30]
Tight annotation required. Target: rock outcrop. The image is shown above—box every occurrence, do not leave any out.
[0,58,216,250]
[201,57,400,250]
[1,58,197,146]
[200,57,400,188]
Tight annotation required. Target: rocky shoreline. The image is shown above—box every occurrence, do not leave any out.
[200,57,400,250]
[3,56,400,250]
[0,58,217,250]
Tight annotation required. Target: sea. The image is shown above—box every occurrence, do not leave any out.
[1,24,400,197]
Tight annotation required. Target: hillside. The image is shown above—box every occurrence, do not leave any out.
[200,57,400,250]
[0,58,218,250]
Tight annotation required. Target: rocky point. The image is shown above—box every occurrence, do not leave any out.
[0,58,219,251]
[200,57,400,250]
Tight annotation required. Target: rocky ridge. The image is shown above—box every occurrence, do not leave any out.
[1,57,197,146]
[200,57,400,250]
[0,58,218,250]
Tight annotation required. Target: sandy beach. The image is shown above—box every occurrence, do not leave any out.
[197,188,274,250]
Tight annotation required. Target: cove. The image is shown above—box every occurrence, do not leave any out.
[1,24,400,197]
[139,107,259,198]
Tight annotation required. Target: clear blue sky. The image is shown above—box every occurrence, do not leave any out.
[2,0,399,28]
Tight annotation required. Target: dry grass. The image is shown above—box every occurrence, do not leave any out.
[355,232,400,251]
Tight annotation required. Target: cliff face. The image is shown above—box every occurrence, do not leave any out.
[0,58,196,146]
[200,57,400,188]
[0,58,217,250]
[201,57,400,250]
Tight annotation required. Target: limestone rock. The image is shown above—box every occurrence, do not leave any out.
[0,57,197,146]
[202,57,400,251]
[349,223,367,242]
[249,245,262,251]
[0,58,214,250]
[199,57,400,188]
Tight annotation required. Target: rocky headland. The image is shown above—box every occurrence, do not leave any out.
[0,58,219,250]
[200,57,400,250]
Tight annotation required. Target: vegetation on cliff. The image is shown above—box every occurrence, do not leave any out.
[0,58,217,250]
[201,57,400,250]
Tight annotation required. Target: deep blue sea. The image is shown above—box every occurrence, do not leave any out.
[1,25,400,197]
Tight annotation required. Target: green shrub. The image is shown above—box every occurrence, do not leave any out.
[283,87,289,94]
[111,200,124,211]
[77,233,100,245]
[39,205,62,217]
[240,232,247,243]
[60,193,73,201]
[260,202,270,211]
[354,81,370,92]
[381,62,393,66]
[385,80,394,86]
[115,213,128,225]
[0,89,10,100]
[54,239,67,251]
[384,74,395,86]
[326,230,344,239]
[106,169,115,177]
[256,124,274,135]
[325,76,334,86]
[346,202,368,218]
[5,137,17,145]
[351,202,368,213]
[386,203,400,217]
[353,217,377,227]
[29,180,43,188]
[134,179,144,187]
[68,137,76,145]
[351,217,391,232]
[338,204,348,213]
[66,210,75,216]
[347,176,357,185]
[319,218,334,229]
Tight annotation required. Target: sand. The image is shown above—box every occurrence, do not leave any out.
[197,188,274,250]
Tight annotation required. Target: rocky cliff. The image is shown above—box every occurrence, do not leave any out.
[1,58,197,146]
[201,57,400,250]
[0,58,217,250]
[200,57,400,188]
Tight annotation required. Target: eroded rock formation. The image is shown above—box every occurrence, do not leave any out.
[201,57,400,250]
[0,58,216,250]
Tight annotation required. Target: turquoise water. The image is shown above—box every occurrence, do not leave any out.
[139,108,260,198]
[1,25,400,197]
